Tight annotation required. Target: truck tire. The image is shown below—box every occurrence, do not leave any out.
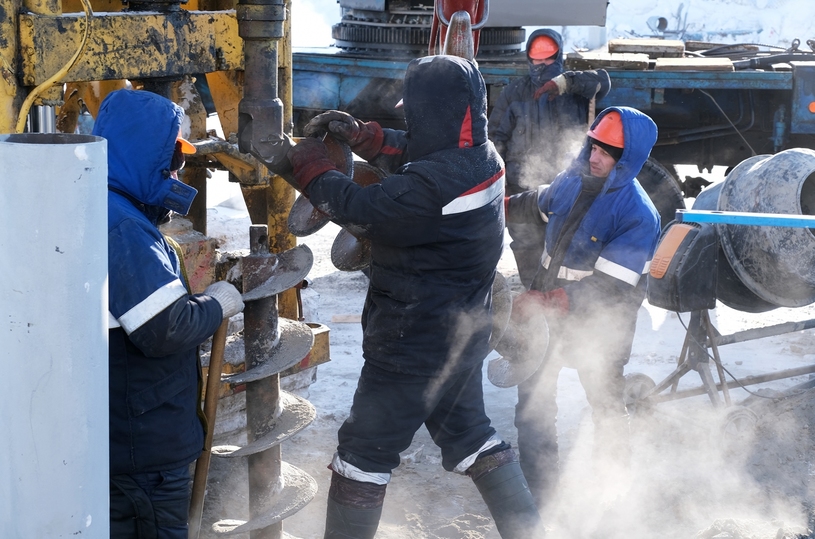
[637,157,686,230]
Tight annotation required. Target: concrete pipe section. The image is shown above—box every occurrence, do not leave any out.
[0,133,109,537]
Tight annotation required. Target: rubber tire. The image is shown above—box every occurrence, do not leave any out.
[623,372,656,416]
[623,372,656,405]
[718,405,758,454]
[637,157,686,231]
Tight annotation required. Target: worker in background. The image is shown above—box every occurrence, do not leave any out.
[502,106,660,510]
[489,29,611,289]
[95,89,244,539]
[286,55,542,539]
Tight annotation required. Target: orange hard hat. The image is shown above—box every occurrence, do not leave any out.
[176,135,196,154]
[587,111,624,148]
[528,35,559,60]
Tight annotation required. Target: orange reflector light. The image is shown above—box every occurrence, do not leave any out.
[650,224,694,279]
[809,102,815,114]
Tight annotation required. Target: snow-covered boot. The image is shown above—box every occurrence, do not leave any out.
[468,448,543,538]
[323,471,387,539]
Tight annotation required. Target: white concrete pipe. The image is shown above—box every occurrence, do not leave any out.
[0,133,109,537]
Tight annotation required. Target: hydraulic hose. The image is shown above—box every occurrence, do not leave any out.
[733,53,815,70]
[15,0,93,133]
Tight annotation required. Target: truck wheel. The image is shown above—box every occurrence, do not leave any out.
[637,157,686,230]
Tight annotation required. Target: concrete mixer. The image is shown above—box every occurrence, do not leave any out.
[625,148,815,434]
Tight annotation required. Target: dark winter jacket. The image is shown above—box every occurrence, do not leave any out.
[488,29,611,194]
[305,55,505,376]
[95,89,223,475]
[507,106,661,364]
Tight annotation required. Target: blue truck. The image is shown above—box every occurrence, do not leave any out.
[291,0,815,223]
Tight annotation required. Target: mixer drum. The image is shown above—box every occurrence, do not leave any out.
[692,148,815,311]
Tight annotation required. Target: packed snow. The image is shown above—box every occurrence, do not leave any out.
[196,2,815,537]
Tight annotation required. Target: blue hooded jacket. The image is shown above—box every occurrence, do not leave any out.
[305,55,505,376]
[508,106,661,363]
[488,28,611,194]
[95,89,222,475]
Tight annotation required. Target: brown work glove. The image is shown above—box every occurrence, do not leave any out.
[304,110,384,161]
[286,137,339,192]
[533,74,570,101]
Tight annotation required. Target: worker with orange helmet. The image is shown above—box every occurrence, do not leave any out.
[488,29,612,289]
[96,89,244,539]
[500,106,661,517]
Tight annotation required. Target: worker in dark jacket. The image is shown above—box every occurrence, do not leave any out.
[489,29,611,288]
[504,106,661,509]
[287,55,542,539]
[96,89,244,539]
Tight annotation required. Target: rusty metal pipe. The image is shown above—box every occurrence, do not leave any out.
[237,0,287,169]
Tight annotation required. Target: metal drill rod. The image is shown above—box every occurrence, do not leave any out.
[243,225,284,539]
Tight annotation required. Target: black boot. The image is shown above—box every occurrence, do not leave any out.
[324,471,387,539]
[468,448,543,539]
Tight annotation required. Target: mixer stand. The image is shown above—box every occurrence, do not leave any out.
[632,310,815,408]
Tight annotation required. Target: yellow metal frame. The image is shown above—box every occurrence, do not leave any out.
[18,11,243,85]
[1,0,300,315]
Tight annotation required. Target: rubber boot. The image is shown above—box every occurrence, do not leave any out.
[468,448,543,539]
[324,471,387,539]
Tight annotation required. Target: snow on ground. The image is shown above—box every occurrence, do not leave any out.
[202,0,815,526]
[202,164,815,538]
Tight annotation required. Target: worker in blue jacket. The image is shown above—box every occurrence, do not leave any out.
[503,106,661,509]
[489,28,611,289]
[287,55,542,539]
[95,89,244,539]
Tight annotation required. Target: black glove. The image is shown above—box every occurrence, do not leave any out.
[304,110,384,161]
[286,137,339,192]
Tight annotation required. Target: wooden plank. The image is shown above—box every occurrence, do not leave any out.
[565,52,650,71]
[654,57,735,71]
[608,38,685,58]
[331,314,362,323]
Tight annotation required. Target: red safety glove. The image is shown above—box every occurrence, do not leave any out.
[539,288,569,314]
[286,137,339,192]
[533,74,570,101]
[510,290,545,323]
[510,288,569,323]
[304,110,384,161]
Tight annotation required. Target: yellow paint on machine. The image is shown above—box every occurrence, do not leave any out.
[18,10,243,86]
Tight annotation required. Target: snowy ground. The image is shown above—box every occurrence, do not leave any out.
[201,165,815,539]
[194,1,815,535]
